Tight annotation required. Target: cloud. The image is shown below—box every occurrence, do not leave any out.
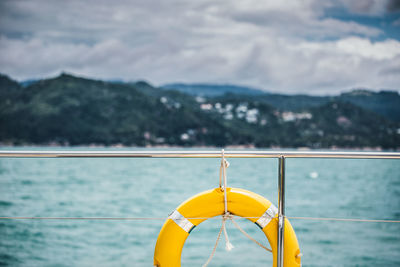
[387,0,400,12]
[393,18,400,26]
[338,0,388,15]
[0,0,399,94]
[230,36,400,93]
[2,33,399,94]
[336,37,400,60]
[337,0,400,15]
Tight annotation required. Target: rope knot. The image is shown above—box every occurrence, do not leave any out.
[221,214,234,252]
[222,212,233,221]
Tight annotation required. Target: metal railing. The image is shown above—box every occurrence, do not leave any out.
[1,150,400,158]
[1,149,400,266]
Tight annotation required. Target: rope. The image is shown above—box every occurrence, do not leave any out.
[220,150,233,251]
[218,150,230,190]
[221,149,228,214]
[203,149,234,267]
[230,217,272,253]
[202,218,224,267]
[222,214,234,251]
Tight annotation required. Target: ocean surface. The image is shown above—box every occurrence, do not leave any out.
[0,147,399,267]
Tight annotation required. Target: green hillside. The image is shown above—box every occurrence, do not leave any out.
[0,74,239,146]
[164,84,400,122]
[206,95,399,148]
[0,73,399,148]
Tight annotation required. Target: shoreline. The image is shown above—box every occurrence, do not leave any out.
[0,143,398,151]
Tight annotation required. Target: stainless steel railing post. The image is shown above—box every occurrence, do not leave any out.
[277,156,285,267]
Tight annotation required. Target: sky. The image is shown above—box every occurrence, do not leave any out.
[0,0,399,94]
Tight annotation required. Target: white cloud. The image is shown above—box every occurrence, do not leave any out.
[0,0,399,94]
[336,37,400,60]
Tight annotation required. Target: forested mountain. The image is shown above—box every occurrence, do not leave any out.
[1,73,399,148]
[162,83,400,122]
[161,83,266,97]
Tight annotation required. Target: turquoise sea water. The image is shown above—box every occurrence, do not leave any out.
[0,148,399,266]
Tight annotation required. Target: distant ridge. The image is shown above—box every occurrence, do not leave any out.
[161,83,268,96]
[0,72,399,148]
[2,72,400,122]
[20,79,39,87]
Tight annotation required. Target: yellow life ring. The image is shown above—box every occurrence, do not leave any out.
[154,187,301,266]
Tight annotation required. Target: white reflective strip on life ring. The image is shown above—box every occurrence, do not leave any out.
[256,204,278,229]
[169,210,195,233]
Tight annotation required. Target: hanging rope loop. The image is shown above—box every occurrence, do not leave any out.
[219,149,230,191]
[203,149,234,267]
[219,149,232,249]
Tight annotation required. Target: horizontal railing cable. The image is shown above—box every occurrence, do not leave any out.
[0,217,168,220]
[286,216,400,223]
[1,216,400,223]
